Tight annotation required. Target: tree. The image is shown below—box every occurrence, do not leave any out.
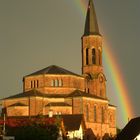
[0,117,60,140]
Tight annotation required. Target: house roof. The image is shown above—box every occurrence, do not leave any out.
[61,114,84,131]
[46,102,71,107]
[116,117,140,140]
[25,65,82,77]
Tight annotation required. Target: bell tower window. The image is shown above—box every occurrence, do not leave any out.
[92,48,96,64]
[86,48,89,65]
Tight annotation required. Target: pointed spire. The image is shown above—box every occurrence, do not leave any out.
[84,0,100,36]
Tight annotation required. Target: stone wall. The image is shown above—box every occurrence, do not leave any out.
[24,75,85,94]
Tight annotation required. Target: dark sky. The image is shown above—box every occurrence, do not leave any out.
[0,0,140,128]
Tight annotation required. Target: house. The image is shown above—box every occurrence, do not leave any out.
[135,134,140,140]
[61,114,86,140]
[116,117,140,140]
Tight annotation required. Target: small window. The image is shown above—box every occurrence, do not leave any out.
[34,80,36,88]
[51,80,55,86]
[59,79,63,87]
[101,107,104,123]
[88,88,90,93]
[94,105,97,122]
[55,79,58,87]
[110,114,113,122]
[51,79,63,87]
[100,89,102,97]
[37,80,39,88]
[86,104,89,121]
[99,50,102,65]
[31,81,33,88]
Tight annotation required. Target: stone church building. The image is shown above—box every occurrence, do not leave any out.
[1,0,116,137]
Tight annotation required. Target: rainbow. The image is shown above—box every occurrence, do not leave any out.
[103,41,134,124]
[73,0,134,127]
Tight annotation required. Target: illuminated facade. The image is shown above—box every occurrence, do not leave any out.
[2,0,116,138]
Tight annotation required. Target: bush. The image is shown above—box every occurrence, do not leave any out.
[7,124,59,140]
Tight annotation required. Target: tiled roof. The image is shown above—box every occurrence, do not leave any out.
[3,90,68,100]
[67,90,107,100]
[45,102,71,107]
[8,103,28,107]
[43,94,68,98]
[3,89,108,102]
[3,90,45,100]
[116,117,140,140]
[25,65,82,77]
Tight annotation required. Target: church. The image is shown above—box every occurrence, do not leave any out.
[1,0,116,137]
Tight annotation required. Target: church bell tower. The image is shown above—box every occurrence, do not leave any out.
[82,0,106,98]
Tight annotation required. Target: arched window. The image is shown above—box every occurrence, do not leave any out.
[100,89,103,97]
[86,48,89,65]
[94,105,97,122]
[99,76,104,97]
[86,104,89,121]
[101,107,104,123]
[92,48,96,64]
[110,114,113,122]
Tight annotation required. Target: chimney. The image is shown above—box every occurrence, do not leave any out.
[48,109,53,118]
